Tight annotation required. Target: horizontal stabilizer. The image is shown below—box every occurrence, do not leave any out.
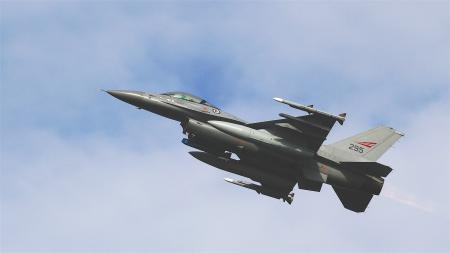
[333,186,374,213]
[341,162,392,177]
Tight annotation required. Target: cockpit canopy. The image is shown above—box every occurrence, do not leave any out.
[162,92,217,108]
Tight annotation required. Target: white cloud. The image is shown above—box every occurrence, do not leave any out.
[2,95,449,252]
[1,1,449,252]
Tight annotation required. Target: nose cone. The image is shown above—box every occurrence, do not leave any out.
[104,89,184,121]
[104,90,147,106]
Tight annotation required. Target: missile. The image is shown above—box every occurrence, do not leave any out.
[273,97,346,125]
[224,178,262,193]
[224,178,294,204]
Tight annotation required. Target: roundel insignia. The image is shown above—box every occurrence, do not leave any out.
[212,108,221,114]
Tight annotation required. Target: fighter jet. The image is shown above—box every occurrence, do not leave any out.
[105,90,403,212]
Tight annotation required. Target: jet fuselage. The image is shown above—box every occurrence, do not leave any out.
[105,90,402,212]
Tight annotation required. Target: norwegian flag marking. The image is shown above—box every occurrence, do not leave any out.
[357,141,377,148]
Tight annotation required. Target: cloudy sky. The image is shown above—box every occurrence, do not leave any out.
[1,1,449,252]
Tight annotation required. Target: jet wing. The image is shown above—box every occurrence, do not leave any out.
[247,114,338,152]
[247,98,346,153]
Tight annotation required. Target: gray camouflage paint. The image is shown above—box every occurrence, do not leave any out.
[105,90,403,212]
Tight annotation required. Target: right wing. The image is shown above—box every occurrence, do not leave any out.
[247,97,346,153]
[247,113,338,152]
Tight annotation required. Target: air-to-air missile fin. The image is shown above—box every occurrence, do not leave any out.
[274,97,346,125]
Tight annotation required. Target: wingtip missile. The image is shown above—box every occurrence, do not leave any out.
[274,96,347,125]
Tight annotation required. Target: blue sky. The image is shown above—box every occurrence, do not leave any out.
[1,2,449,252]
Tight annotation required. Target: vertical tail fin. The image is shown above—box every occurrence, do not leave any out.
[328,126,404,161]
